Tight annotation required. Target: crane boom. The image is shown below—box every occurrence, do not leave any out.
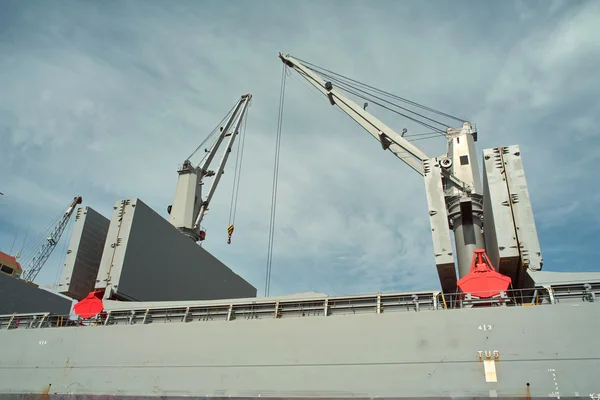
[22,196,83,282]
[279,53,486,293]
[279,53,428,176]
[168,93,252,242]
[194,94,251,231]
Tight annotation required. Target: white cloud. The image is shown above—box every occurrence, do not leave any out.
[1,0,599,298]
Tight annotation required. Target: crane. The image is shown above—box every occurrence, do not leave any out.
[279,53,487,294]
[167,93,252,243]
[22,196,83,283]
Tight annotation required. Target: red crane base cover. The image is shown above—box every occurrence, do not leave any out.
[73,291,104,319]
[457,250,512,298]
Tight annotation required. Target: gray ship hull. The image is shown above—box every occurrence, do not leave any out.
[1,289,599,399]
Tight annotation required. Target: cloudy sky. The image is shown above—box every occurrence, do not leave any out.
[1,0,599,299]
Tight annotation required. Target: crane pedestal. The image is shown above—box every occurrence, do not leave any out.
[447,194,485,279]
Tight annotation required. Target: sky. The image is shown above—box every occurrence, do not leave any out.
[1,0,599,299]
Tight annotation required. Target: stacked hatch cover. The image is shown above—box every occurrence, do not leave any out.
[59,198,256,318]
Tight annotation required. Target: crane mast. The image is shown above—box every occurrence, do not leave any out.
[279,53,485,293]
[22,196,83,283]
[168,93,252,242]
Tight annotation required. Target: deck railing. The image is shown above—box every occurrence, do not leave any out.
[1,281,598,330]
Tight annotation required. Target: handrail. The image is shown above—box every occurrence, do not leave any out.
[1,282,598,331]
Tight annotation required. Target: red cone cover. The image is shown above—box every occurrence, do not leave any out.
[457,269,511,298]
[73,291,104,319]
[457,250,512,298]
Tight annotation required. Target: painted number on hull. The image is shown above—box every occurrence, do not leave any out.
[548,369,560,399]
[478,325,492,331]
[38,340,47,345]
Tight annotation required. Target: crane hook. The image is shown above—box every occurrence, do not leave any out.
[227,224,234,244]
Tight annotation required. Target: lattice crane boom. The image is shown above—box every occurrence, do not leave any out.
[22,196,83,282]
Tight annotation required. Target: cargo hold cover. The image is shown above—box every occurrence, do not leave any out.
[95,198,256,302]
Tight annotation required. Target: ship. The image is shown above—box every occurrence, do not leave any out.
[0,54,599,399]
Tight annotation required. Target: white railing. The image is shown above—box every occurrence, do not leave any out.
[1,282,598,331]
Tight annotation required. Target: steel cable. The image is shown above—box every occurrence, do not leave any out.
[265,64,287,297]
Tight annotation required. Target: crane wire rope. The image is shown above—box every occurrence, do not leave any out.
[187,102,238,162]
[407,133,444,142]
[318,73,452,129]
[287,70,361,125]
[8,227,20,255]
[21,213,62,256]
[287,67,441,163]
[286,61,447,148]
[18,210,64,265]
[314,71,450,134]
[227,100,251,243]
[294,67,446,136]
[301,66,449,134]
[16,225,30,259]
[265,64,287,297]
[339,83,448,134]
[294,56,467,123]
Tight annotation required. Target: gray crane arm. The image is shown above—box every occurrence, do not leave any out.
[168,93,253,242]
[279,53,429,176]
[193,94,252,231]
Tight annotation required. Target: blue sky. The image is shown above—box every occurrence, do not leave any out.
[1,0,599,298]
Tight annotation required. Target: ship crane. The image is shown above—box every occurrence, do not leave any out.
[72,96,253,320]
[167,93,252,243]
[279,53,504,295]
[21,196,83,283]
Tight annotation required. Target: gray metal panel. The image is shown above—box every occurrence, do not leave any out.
[0,273,72,315]
[58,207,110,300]
[423,158,456,294]
[527,270,600,286]
[0,300,598,397]
[95,199,133,293]
[503,145,543,271]
[482,147,520,282]
[97,198,256,302]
